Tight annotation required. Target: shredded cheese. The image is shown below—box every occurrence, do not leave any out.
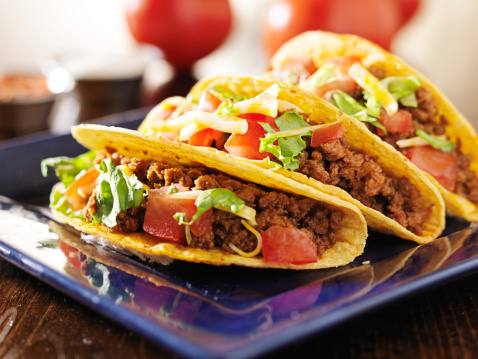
[167,190,203,199]
[228,220,263,258]
[273,122,340,138]
[278,99,304,113]
[178,122,206,141]
[150,111,248,134]
[348,62,398,115]
[194,111,248,134]
[301,62,337,92]
[221,84,280,118]
[396,135,449,148]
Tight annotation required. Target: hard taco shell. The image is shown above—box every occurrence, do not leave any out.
[186,76,445,244]
[267,30,478,222]
[64,124,367,270]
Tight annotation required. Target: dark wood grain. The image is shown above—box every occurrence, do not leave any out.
[2,256,478,359]
[0,259,178,359]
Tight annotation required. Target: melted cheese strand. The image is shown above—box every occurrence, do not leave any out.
[273,123,339,138]
[151,111,248,134]
[226,84,279,117]
[348,62,398,115]
[178,122,206,141]
[278,99,304,113]
[194,111,248,134]
[167,190,203,199]
[397,135,449,148]
[168,190,257,226]
[301,62,337,92]
[228,219,263,258]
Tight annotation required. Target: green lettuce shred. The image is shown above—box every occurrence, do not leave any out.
[416,129,456,153]
[258,111,311,171]
[48,185,84,219]
[174,188,245,226]
[41,151,96,188]
[332,91,387,134]
[92,159,145,227]
[380,75,422,107]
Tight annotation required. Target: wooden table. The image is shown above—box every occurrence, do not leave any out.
[1,255,477,359]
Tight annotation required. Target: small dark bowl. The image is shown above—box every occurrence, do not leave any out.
[0,97,55,140]
[75,77,142,123]
[0,72,55,140]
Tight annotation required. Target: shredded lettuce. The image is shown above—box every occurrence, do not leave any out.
[301,62,337,92]
[261,157,282,171]
[416,129,456,153]
[175,188,245,226]
[215,99,238,116]
[41,151,96,188]
[48,185,84,219]
[380,75,422,107]
[210,86,249,102]
[258,111,311,171]
[92,159,145,227]
[332,91,387,134]
[216,84,279,118]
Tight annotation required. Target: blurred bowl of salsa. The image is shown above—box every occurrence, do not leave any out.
[0,72,55,140]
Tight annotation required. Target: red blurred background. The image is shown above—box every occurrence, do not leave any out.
[1,0,477,141]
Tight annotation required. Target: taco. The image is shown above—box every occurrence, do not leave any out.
[266,30,478,222]
[138,76,444,244]
[42,124,367,269]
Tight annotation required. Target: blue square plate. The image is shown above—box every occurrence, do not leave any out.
[1,113,477,359]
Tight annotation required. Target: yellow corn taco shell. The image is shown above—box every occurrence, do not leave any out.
[267,30,478,222]
[184,76,444,244]
[62,124,367,270]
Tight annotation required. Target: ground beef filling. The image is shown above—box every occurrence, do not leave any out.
[85,149,343,258]
[354,69,478,205]
[296,137,428,235]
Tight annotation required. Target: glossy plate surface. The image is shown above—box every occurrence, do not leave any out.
[1,115,477,359]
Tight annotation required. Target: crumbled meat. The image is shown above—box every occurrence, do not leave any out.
[297,137,428,235]
[355,71,478,205]
[84,151,344,258]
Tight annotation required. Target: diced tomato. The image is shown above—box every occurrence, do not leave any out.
[327,56,362,75]
[212,130,229,150]
[65,167,100,211]
[239,113,277,127]
[156,106,176,121]
[313,76,357,98]
[223,114,278,160]
[157,131,179,141]
[198,89,223,113]
[189,128,228,148]
[262,226,317,265]
[188,90,226,147]
[404,145,458,192]
[58,240,82,270]
[279,57,318,79]
[377,109,412,136]
[189,128,215,147]
[312,56,361,98]
[311,122,345,147]
[150,106,179,140]
[143,186,213,244]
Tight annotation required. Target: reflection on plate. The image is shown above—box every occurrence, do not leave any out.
[1,196,478,359]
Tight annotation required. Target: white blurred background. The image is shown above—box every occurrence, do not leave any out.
[0,0,477,132]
